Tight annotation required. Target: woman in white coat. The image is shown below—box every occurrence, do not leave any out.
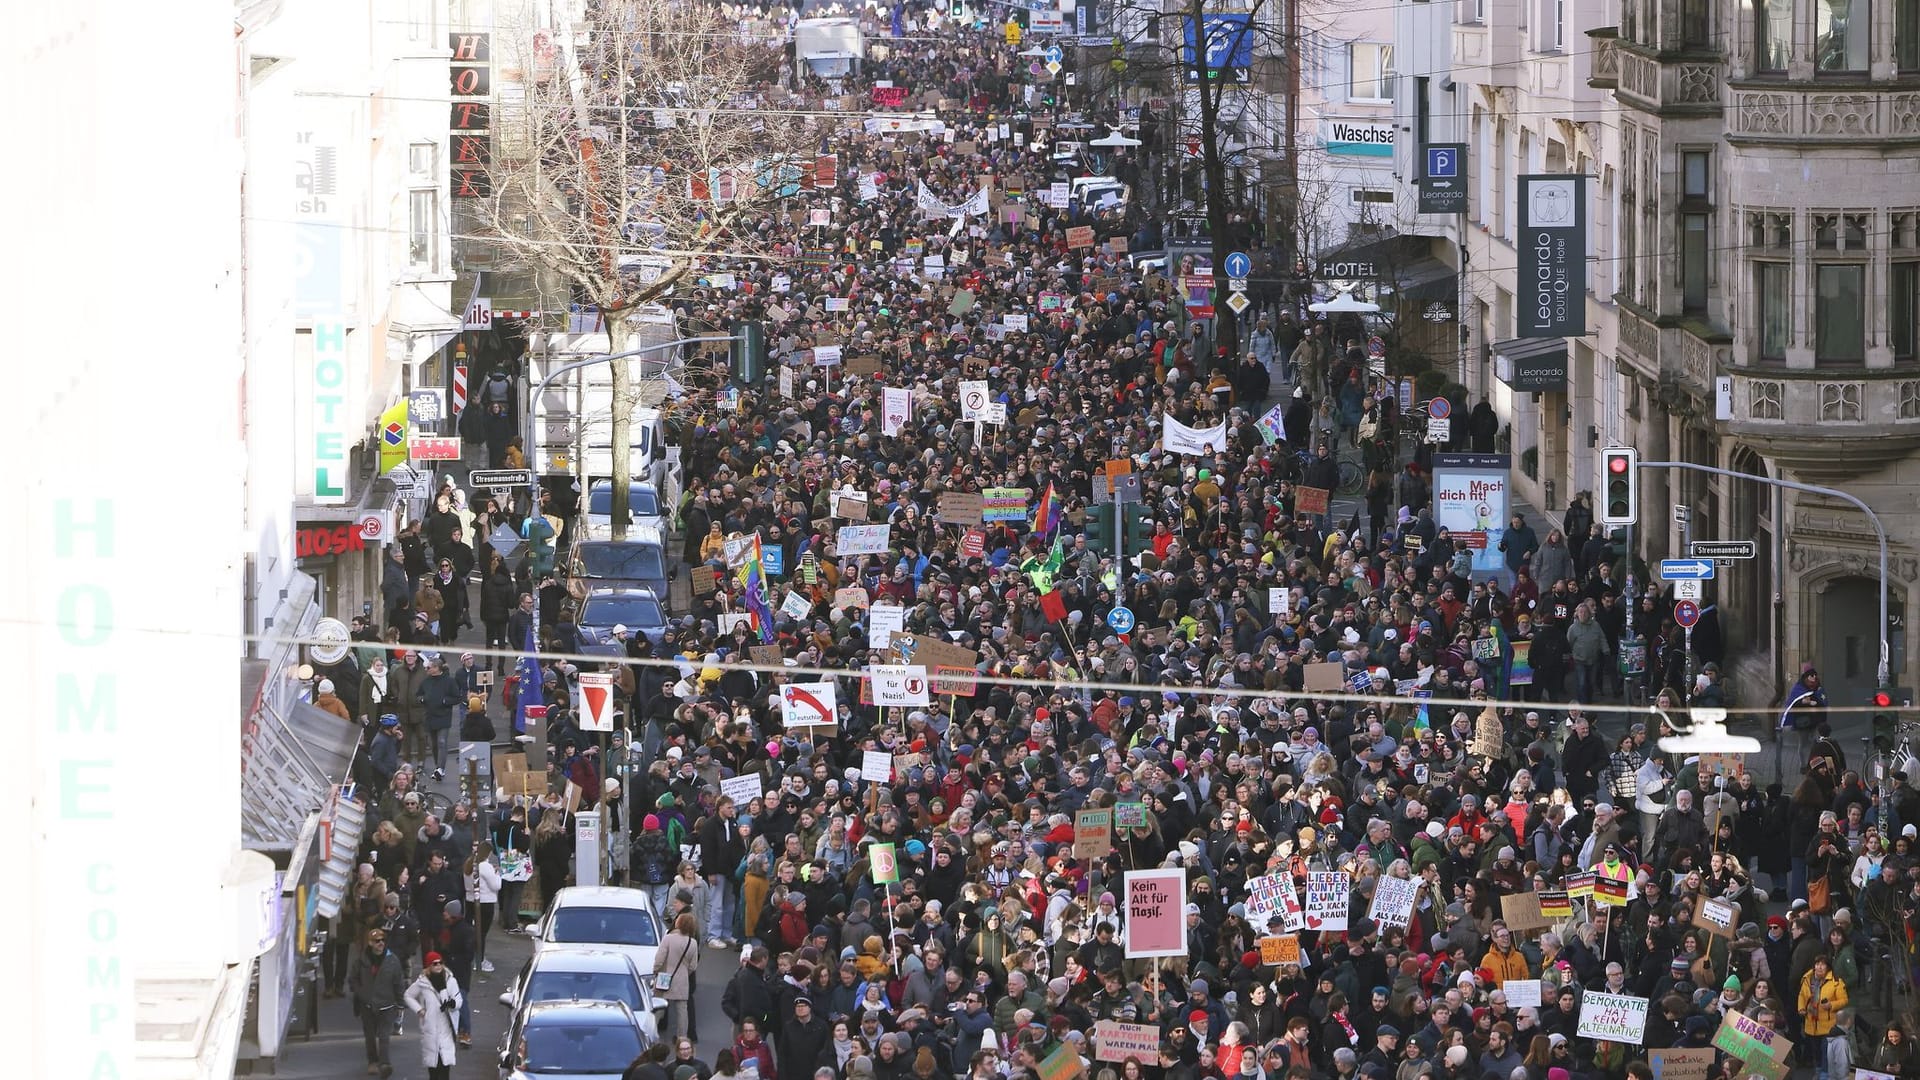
[404,951,464,1080]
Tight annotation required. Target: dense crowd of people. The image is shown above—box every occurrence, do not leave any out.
[313,2,1920,1079]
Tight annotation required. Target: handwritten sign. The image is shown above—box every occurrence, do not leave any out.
[1472,707,1505,758]
[1066,225,1095,249]
[1501,891,1549,933]
[1694,896,1737,938]
[834,524,892,556]
[871,85,910,107]
[1502,980,1542,1007]
[1304,871,1349,932]
[720,772,764,807]
[860,749,892,782]
[1294,485,1331,516]
[1035,1043,1082,1080]
[832,491,870,520]
[1243,873,1304,933]
[1577,991,1649,1043]
[1114,803,1148,829]
[1257,935,1301,966]
[691,565,718,596]
[1121,869,1187,957]
[1712,1009,1792,1064]
[832,586,871,611]
[1074,808,1114,859]
[939,491,985,524]
[980,487,1030,522]
[1368,876,1419,929]
[1648,1048,1716,1080]
[1092,1021,1161,1065]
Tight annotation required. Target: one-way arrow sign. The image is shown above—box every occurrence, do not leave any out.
[1659,559,1715,580]
[1690,540,1756,560]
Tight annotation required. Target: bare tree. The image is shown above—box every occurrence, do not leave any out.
[480,0,803,536]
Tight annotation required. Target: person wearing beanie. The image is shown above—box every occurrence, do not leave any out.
[402,950,462,1080]
[633,811,675,913]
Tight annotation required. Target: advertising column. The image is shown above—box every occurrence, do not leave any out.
[1431,453,1511,575]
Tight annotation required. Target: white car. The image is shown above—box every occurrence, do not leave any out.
[576,482,669,541]
[528,887,665,985]
[498,947,662,1043]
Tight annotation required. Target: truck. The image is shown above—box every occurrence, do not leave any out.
[793,17,864,83]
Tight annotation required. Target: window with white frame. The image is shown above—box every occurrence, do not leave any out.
[1348,43,1395,102]
[407,141,441,273]
[406,0,437,44]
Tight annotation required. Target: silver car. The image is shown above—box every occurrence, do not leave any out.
[498,946,663,1043]
[499,999,648,1080]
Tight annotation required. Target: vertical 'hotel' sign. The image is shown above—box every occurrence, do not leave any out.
[450,33,492,198]
[1516,174,1588,338]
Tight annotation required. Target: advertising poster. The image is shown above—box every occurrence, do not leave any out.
[1431,452,1510,573]
[1122,869,1189,957]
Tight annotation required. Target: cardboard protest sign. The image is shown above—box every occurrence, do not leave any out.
[1258,935,1301,966]
[748,645,784,667]
[1066,225,1095,248]
[1074,808,1114,859]
[1303,662,1345,692]
[846,355,886,376]
[1294,486,1331,516]
[939,492,986,524]
[1121,869,1187,957]
[1471,708,1506,758]
[831,490,868,521]
[691,565,718,595]
[1694,896,1738,938]
[1501,891,1549,934]
[1092,1021,1160,1065]
[1577,992,1649,1043]
[1712,1009,1792,1065]
[832,586,871,611]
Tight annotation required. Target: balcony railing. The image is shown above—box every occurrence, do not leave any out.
[1587,29,1619,89]
[1727,86,1920,141]
[1615,47,1722,113]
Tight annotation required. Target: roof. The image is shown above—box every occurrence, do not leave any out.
[530,947,648,974]
[552,886,660,911]
[521,998,639,1025]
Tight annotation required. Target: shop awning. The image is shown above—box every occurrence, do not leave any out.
[1492,337,1571,392]
[241,648,361,850]
[389,284,464,367]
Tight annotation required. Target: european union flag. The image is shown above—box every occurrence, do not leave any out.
[513,619,543,734]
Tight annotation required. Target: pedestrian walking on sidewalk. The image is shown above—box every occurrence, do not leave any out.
[349,928,406,1076]
[404,951,464,1080]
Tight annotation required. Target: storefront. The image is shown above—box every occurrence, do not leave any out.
[291,480,404,621]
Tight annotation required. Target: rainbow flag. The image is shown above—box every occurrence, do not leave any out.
[1034,481,1061,537]
[736,535,777,642]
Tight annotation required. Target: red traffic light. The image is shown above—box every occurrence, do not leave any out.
[1875,690,1895,708]
[1608,455,1630,474]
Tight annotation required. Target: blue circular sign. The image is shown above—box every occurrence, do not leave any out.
[1045,45,1064,64]
[1106,606,1136,633]
[1223,251,1251,279]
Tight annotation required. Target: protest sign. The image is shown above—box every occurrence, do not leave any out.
[834,524,892,556]
[870,664,931,707]
[869,603,906,648]
[1243,873,1304,933]
[860,750,892,782]
[1694,897,1738,938]
[1257,935,1301,966]
[1066,225,1095,248]
[870,842,899,884]
[832,490,870,519]
[1121,869,1187,957]
[1114,803,1148,829]
[1712,1009,1792,1064]
[691,565,718,595]
[1501,891,1549,933]
[1035,1044,1082,1080]
[720,772,763,807]
[1577,992,1649,1043]
[1368,876,1419,929]
[939,492,985,525]
[980,487,1030,522]
[1074,808,1114,859]
[832,586,871,611]
[1303,662,1344,692]
[1294,486,1330,516]
[1502,980,1542,1008]
[1092,1021,1161,1065]
[1538,890,1573,919]
[1648,1048,1716,1080]
[779,682,838,728]
[1593,875,1630,907]
[1472,708,1506,758]
[1304,871,1349,932]
[1564,872,1596,899]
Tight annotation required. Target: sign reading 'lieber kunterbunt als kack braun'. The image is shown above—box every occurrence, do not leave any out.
[1517,174,1588,338]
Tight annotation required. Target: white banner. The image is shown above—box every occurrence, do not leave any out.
[780,681,839,727]
[835,523,892,555]
[882,387,912,436]
[1163,415,1229,455]
[871,664,931,706]
[916,180,988,219]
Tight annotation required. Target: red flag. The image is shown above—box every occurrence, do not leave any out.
[1039,589,1068,622]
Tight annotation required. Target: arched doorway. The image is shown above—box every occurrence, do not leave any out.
[1818,575,1880,707]
[1728,448,1772,655]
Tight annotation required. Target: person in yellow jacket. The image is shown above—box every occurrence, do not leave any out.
[1479,924,1532,985]
[1799,954,1849,1079]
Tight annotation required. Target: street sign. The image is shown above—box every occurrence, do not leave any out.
[1224,291,1251,315]
[1223,251,1252,279]
[1046,60,1062,75]
[1417,144,1468,214]
[1107,606,1136,633]
[1426,417,1451,442]
[1227,276,1248,293]
[1673,504,1691,523]
[1660,559,1715,581]
[469,468,533,487]
[1674,600,1701,628]
[408,435,462,460]
[1674,580,1703,601]
[1045,44,1063,64]
[1366,335,1385,358]
[577,672,615,732]
[1691,540,1757,560]
[1428,397,1452,420]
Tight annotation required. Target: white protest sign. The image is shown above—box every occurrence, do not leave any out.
[870,664,931,707]
[1243,873,1304,933]
[869,603,906,648]
[834,524,892,555]
[882,386,912,436]
[1502,980,1543,1008]
[780,681,838,727]
[1003,313,1029,332]
[720,772,764,806]
[1304,871,1349,932]
[779,589,814,620]
[813,344,843,365]
[861,749,892,782]
[1577,992,1649,1043]
[1368,876,1420,929]
[959,379,989,421]
[825,296,850,312]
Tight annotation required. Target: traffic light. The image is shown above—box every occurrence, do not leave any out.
[1600,446,1638,527]
[1872,686,1911,751]
[728,320,766,387]
[950,0,963,19]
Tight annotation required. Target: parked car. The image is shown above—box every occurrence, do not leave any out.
[498,999,649,1080]
[497,947,662,1041]
[574,481,669,542]
[569,538,672,607]
[574,587,668,655]
[528,886,665,981]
